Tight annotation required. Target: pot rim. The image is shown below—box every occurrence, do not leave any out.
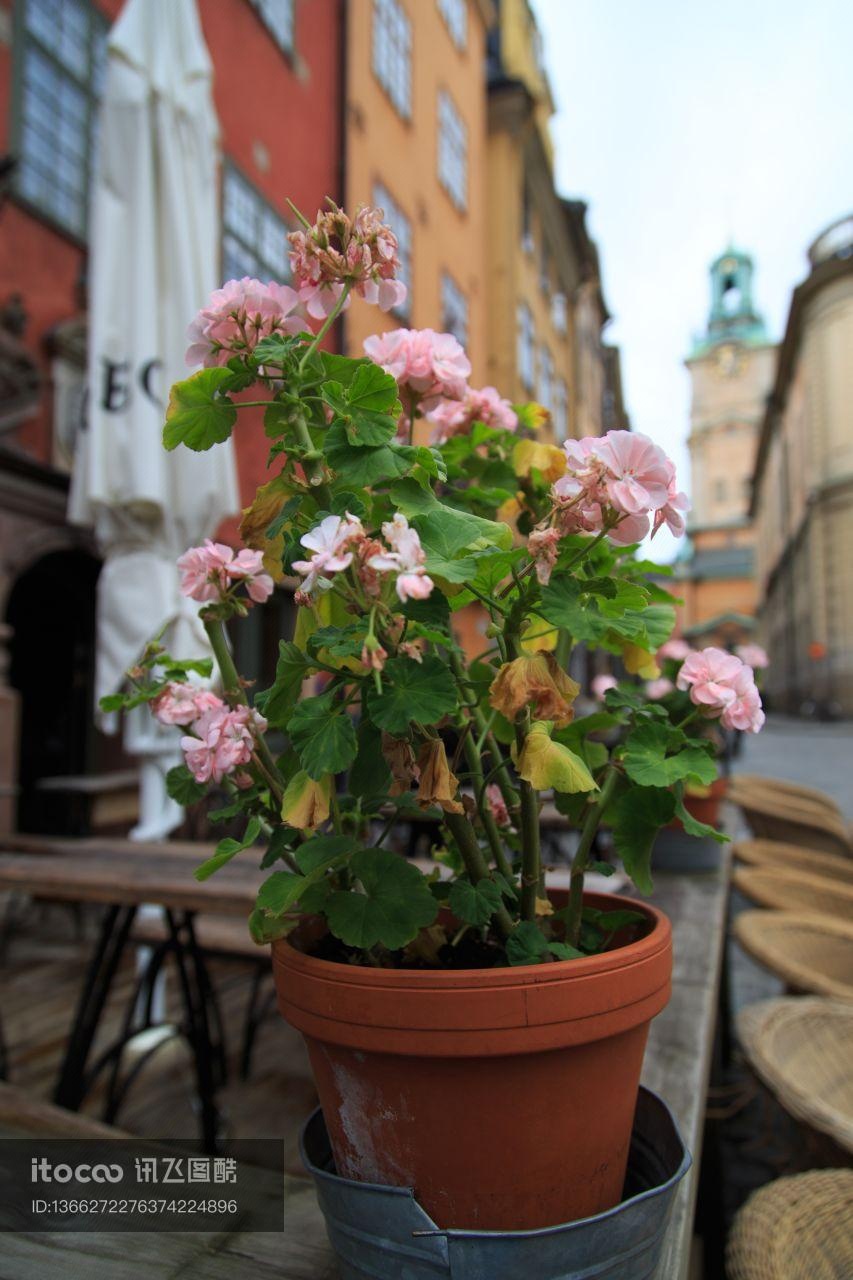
[274,890,670,990]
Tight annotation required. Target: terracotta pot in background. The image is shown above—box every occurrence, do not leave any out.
[272,890,672,1232]
[682,775,728,828]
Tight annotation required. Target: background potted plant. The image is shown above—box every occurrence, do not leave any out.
[106,202,764,1252]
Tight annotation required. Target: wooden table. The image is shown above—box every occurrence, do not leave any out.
[1,849,729,1278]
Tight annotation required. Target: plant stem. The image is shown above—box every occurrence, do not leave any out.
[564,767,620,947]
[444,812,513,938]
[299,284,351,370]
[204,618,284,803]
[458,726,514,881]
[448,649,519,820]
[516,731,542,921]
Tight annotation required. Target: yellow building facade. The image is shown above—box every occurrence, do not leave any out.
[485,0,626,442]
[753,215,853,715]
[343,0,493,383]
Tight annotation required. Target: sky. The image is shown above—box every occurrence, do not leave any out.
[531,0,853,559]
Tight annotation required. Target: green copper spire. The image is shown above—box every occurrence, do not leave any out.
[689,245,768,358]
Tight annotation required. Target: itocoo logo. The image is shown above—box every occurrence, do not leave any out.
[31,1159,123,1184]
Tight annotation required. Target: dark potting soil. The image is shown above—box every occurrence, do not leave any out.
[308,929,508,970]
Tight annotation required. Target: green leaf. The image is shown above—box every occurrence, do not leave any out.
[539,579,609,644]
[166,765,207,805]
[295,833,359,872]
[163,368,237,452]
[319,351,374,387]
[288,692,358,780]
[325,848,438,950]
[369,656,457,733]
[448,877,503,927]
[548,941,585,961]
[350,718,391,799]
[610,786,676,894]
[252,333,304,367]
[194,819,261,881]
[389,479,513,555]
[623,723,717,788]
[248,909,298,944]
[589,860,616,877]
[260,641,310,727]
[673,786,729,843]
[259,825,299,868]
[321,364,400,446]
[324,428,413,485]
[506,921,549,965]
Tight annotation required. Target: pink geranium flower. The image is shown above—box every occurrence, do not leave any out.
[591,674,618,700]
[720,666,765,733]
[658,638,692,662]
[185,278,303,368]
[645,678,675,700]
[487,783,511,828]
[367,513,435,602]
[291,513,364,596]
[363,328,471,406]
[426,385,518,443]
[677,647,743,709]
[551,431,686,547]
[152,682,224,727]
[177,540,274,605]
[736,643,769,670]
[528,527,561,585]
[180,705,267,785]
[289,202,407,318]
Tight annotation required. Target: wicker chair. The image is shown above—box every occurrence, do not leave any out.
[733,839,853,886]
[737,997,853,1154]
[733,865,853,922]
[729,774,844,817]
[728,787,852,859]
[733,910,853,1000]
[726,1169,853,1279]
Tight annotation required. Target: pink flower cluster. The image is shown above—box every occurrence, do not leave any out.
[658,638,692,662]
[289,203,407,319]
[552,431,689,546]
[735,643,769,670]
[363,328,471,408]
[677,647,765,734]
[177,541,274,606]
[425,385,518,444]
[592,674,618,700]
[185,278,303,368]
[152,682,224,727]
[180,704,268,786]
[292,512,434,605]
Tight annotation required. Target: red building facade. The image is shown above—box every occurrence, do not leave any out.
[0,0,341,830]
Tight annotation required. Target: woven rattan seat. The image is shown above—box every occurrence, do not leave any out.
[726,1169,853,1279]
[729,774,843,817]
[729,789,852,858]
[734,840,853,886]
[737,997,853,1153]
[733,911,853,999]
[733,865,853,921]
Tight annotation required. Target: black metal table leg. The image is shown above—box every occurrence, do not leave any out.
[165,911,224,1152]
[54,904,137,1110]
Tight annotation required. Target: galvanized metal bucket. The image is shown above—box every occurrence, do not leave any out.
[300,1085,691,1280]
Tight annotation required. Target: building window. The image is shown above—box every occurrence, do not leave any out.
[521,186,534,254]
[373,181,412,318]
[438,90,468,211]
[249,0,295,55]
[551,292,568,335]
[553,378,568,442]
[14,0,107,238]
[373,0,412,120]
[437,0,466,49]
[222,163,290,282]
[537,344,553,409]
[517,304,535,391]
[441,272,468,347]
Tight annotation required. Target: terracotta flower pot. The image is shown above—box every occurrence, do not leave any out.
[272,890,672,1231]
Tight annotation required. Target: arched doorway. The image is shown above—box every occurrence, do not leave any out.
[5,549,100,832]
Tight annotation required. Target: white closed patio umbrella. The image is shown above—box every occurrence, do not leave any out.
[70,0,238,841]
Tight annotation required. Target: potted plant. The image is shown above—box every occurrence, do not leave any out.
[105,202,764,1251]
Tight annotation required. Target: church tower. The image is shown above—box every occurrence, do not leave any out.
[676,248,776,644]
